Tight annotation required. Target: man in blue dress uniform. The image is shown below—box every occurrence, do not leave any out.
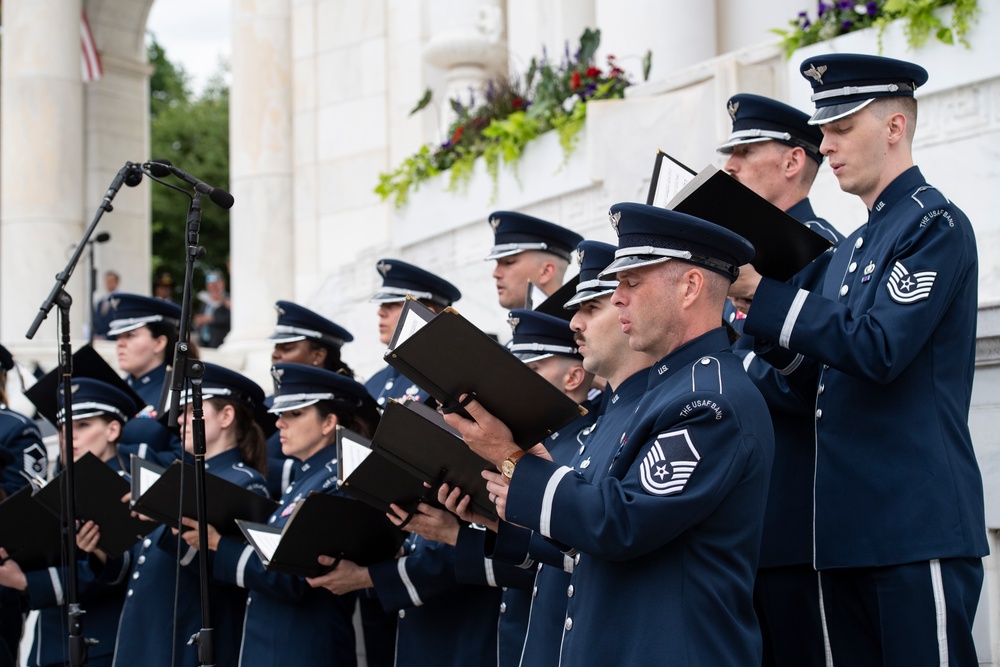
[448,203,774,666]
[485,211,583,310]
[718,93,844,666]
[729,54,987,666]
[365,258,462,407]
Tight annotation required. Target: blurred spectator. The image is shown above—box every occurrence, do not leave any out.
[153,271,176,302]
[92,270,121,339]
[193,272,230,348]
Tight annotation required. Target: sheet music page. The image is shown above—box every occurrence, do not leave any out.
[527,282,547,310]
[247,528,282,561]
[339,436,372,479]
[139,467,163,496]
[655,156,697,207]
[388,300,434,350]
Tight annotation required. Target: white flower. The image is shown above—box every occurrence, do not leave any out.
[562,94,580,113]
[854,4,868,14]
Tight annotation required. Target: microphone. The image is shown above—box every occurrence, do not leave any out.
[147,159,235,209]
[90,232,111,244]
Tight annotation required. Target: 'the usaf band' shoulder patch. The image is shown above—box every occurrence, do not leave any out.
[639,429,701,496]
[886,260,936,304]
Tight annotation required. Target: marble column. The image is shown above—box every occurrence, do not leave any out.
[594,0,717,83]
[227,0,294,353]
[1,0,85,350]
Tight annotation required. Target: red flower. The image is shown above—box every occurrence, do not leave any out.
[450,126,465,144]
[570,70,582,89]
[512,98,524,109]
[586,66,600,78]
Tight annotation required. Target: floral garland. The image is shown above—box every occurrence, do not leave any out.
[773,0,979,57]
[375,28,648,209]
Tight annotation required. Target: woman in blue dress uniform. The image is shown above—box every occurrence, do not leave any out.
[106,293,185,463]
[83,363,270,667]
[0,345,46,666]
[0,378,143,667]
[265,300,355,498]
[187,364,380,667]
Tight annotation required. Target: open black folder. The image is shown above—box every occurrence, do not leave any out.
[236,492,405,577]
[30,453,155,558]
[130,457,278,540]
[338,402,497,521]
[645,150,833,282]
[384,299,587,449]
[0,486,64,571]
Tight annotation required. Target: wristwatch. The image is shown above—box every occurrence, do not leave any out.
[501,450,526,479]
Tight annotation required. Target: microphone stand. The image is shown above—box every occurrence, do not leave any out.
[25,162,143,666]
[146,164,220,667]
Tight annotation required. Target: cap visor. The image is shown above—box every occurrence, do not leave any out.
[106,321,146,337]
[597,255,670,279]
[268,397,322,414]
[512,351,553,364]
[716,136,771,154]
[808,98,874,125]
[563,288,615,309]
[267,333,308,344]
[484,248,525,261]
[368,292,409,305]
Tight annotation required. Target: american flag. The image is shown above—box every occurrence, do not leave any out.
[80,9,103,82]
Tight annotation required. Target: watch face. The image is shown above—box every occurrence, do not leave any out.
[501,459,516,478]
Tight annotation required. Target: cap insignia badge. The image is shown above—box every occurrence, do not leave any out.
[575,248,585,265]
[274,304,286,315]
[377,261,392,277]
[727,100,739,120]
[803,63,827,85]
[506,315,520,333]
[109,297,121,312]
[489,216,502,232]
[270,366,284,388]
[609,210,622,234]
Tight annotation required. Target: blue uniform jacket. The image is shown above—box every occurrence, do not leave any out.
[505,329,774,666]
[734,197,842,568]
[212,445,357,667]
[744,166,988,569]
[108,448,269,667]
[0,406,46,495]
[120,364,183,465]
[22,456,129,667]
[488,397,601,667]
[369,526,533,667]
[365,366,429,408]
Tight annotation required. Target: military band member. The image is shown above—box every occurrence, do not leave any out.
[365,258,462,406]
[448,204,774,666]
[87,364,270,667]
[730,54,987,666]
[718,93,844,666]
[485,211,583,310]
[0,345,46,497]
[266,300,356,498]
[0,378,144,667]
[190,364,380,667]
[106,294,185,463]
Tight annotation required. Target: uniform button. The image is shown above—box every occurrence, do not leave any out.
[840,285,849,296]
[532,586,538,598]
[499,602,507,613]
[565,617,573,631]
[818,384,825,395]
[132,572,139,580]
[567,585,575,598]
[137,555,146,565]
[127,589,133,597]
[823,364,830,370]
[855,238,864,249]
[398,610,406,619]
[816,409,823,419]
[848,262,858,273]
[143,538,152,548]
[700,358,711,365]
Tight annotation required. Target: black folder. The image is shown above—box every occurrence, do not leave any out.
[384,299,587,449]
[0,486,64,571]
[236,492,405,577]
[130,457,278,540]
[646,150,833,282]
[31,453,155,558]
[338,402,497,521]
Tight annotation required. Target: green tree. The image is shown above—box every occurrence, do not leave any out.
[148,35,230,301]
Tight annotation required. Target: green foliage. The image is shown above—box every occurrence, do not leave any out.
[375,28,639,208]
[148,37,230,298]
[773,0,979,58]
